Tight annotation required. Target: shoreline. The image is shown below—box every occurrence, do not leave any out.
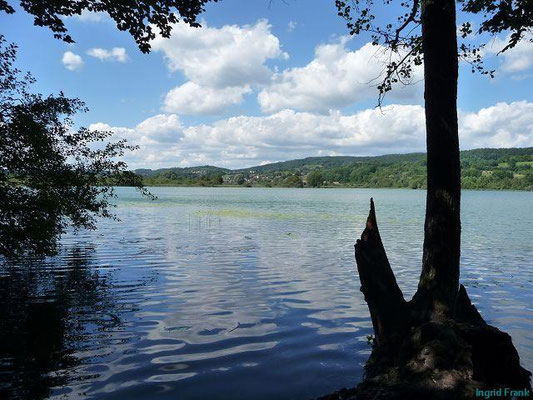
[120,184,533,192]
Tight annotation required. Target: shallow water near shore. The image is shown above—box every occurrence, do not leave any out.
[1,187,532,399]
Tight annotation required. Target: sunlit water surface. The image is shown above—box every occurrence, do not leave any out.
[1,188,532,399]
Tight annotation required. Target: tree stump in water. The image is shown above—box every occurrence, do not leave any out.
[319,199,532,400]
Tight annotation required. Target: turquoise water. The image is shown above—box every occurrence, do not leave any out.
[1,188,532,399]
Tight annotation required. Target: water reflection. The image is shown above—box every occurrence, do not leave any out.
[0,246,130,399]
[0,188,531,400]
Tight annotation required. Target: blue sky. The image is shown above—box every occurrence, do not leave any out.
[1,0,532,169]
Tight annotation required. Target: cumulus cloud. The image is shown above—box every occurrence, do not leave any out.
[87,47,128,62]
[90,105,425,169]
[152,19,287,88]
[89,101,533,170]
[90,114,185,167]
[258,37,423,114]
[163,82,252,115]
[136,114,184,137]
[62,51,83,71]
[460,101,533,148]
[484,33,533,74]
[151,19,288,115]
[152,22,424,117]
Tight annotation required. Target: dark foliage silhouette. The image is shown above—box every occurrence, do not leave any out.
[0,0,216,53]
[0,36,150,260]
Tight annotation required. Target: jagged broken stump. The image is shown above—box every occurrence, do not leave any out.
[320,199,532,400]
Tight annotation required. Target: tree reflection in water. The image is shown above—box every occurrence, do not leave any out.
[0,246,129,399]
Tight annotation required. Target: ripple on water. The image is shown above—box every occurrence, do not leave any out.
[0,187,531,400]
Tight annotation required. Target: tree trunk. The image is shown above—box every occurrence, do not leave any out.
[318,0,533,397]
[415,0,461,320]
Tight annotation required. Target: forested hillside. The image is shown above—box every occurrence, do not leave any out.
[136,148,533,190]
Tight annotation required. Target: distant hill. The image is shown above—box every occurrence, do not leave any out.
[237,156,369,173]
[135,147,533,190]
[136,165,230,178]
[136,153,430,176]
[237,153,433,173]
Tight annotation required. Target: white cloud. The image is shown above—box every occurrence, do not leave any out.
[258,38,423,114]
[62,51,83,71]
[89,105,424,169]
[136,114,184,136]
[152,19,288,88]
[500,41,533,73]
[152,19,287,115]
[288,21,297,32]
[163,82,252,115]
[87,47,128,62]
[484,33,533,74]
[90,101,533,170]
[72,10,109,22]
[460,101,533,148]
[90,114,185,164]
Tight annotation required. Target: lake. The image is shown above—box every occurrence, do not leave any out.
[1,187,532,399]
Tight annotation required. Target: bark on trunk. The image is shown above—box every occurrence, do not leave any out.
[416,0,462,320]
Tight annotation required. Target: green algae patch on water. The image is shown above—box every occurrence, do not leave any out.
[194,208,303,220]
[193,208,350,221]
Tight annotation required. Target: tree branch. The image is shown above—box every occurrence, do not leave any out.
[391,0,420,48]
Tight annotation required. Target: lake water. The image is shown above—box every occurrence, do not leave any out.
[1,188,532,399]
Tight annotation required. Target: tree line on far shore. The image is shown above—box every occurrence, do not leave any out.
[136,147,533,190]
